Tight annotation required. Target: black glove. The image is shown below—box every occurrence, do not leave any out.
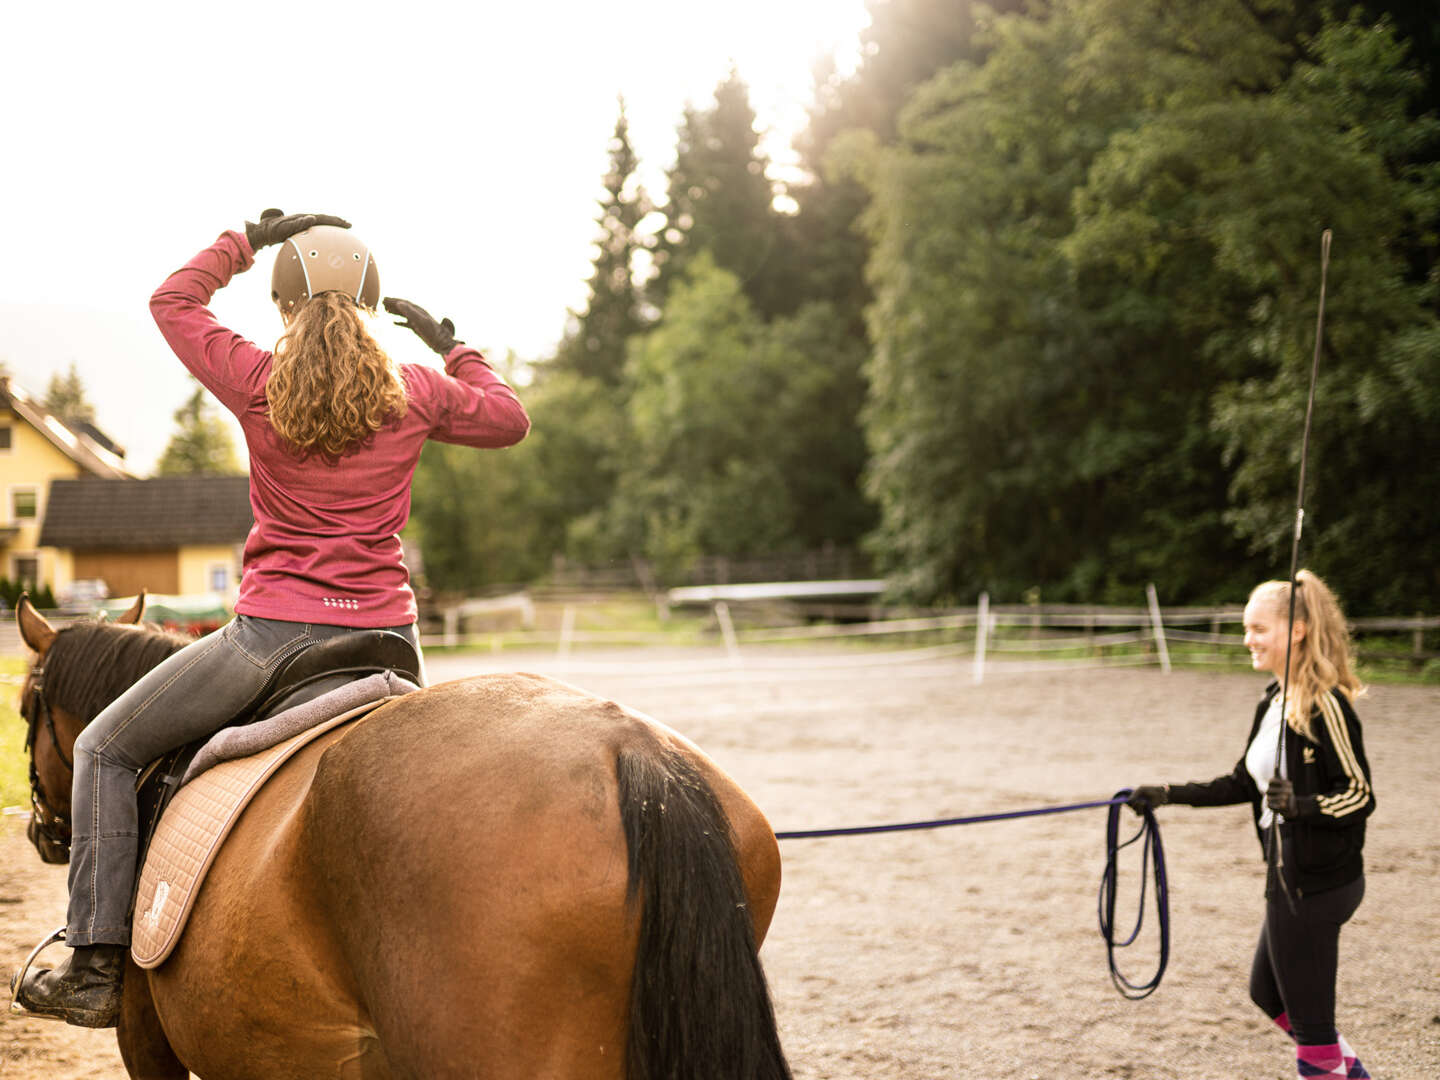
[383,297,463,355]
[1126,785,1169,814]
[1265,777,1299,819]
[245,208,351,251]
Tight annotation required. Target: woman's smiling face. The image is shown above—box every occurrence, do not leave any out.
[1243,595,1303,678]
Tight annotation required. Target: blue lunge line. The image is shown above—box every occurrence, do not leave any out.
[773,795,1125,838]
[775,789,1169,1000]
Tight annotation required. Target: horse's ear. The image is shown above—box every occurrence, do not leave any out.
[17,593,56,655]
[117,590,147,625]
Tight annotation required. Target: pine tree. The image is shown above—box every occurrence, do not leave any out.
[553,98,648,386]
[156,381,243,476]
[44,363,96,426]
[788,0,1011,322]
[651,69,793,319]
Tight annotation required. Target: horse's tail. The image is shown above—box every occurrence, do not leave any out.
[617,742,790,1080]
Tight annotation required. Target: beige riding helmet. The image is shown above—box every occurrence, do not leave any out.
[270,225,380,316]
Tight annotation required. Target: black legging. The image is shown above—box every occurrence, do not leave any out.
[1249,872,1365,1045]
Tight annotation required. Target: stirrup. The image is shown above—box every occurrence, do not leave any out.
[9,925,67,1020]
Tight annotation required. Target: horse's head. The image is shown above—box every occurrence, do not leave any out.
[15,591,148,864]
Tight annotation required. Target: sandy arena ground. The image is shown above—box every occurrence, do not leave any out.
[2,645,1436,1078]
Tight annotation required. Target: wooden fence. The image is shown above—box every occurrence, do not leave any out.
[415,584,1439,682]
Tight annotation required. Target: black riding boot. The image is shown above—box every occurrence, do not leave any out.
[11,943,125,1027]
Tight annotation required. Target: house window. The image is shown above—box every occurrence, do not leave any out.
[209,564,230,592]
[13,555,38,587]
[0,426,12,451]
[11,487,37,520]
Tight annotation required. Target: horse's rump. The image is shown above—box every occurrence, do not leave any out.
[300,673,781,1078]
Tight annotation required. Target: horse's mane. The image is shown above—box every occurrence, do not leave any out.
[44,620,193,723]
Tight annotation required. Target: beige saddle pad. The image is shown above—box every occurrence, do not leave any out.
[130,696,399,968]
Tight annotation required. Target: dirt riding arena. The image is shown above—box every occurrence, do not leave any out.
[3,645,1437,1078]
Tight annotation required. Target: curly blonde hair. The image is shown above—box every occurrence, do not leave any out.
[268,292,408,457]
[1250,570,1365,739]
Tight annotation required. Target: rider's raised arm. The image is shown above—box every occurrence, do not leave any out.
[149,230,270,415]
[405,355,530,449]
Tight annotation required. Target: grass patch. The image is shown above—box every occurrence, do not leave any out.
[1,656,30,811]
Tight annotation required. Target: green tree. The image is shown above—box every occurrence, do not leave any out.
[597,255,874,575]
[1201,16,1440,611]
[788,0,1024,323]
[408,436,547,591]
[860,1,1440,609]
[523,370,629,567]
[44,363,96,426]
[609,254,792,571]
[155,380,243,475]
[758,301,875,547]
[409,360,626,591]
[651,70,793,319]
[552,98,649,385]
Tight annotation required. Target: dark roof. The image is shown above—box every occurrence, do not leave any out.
[40,475,253,550]
[0,378,132,479]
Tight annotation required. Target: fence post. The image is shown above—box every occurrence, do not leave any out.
[1146,583,1172,674]
[557,604,576,661]
[973,592,989,685]
[715,601,743,668]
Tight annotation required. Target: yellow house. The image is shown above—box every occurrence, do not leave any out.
[0,376,132,594]
[39,475,251,603]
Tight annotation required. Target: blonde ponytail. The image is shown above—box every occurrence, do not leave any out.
[1249,570,1364,738]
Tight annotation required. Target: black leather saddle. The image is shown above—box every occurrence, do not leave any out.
[130,630,423,905]
[252,629,423,718]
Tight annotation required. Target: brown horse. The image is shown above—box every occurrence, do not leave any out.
[13,597,789,1079]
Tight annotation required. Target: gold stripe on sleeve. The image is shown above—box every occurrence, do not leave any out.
[1315,692,1369,818]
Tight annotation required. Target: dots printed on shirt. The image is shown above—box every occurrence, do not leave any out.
[322,598,360,610]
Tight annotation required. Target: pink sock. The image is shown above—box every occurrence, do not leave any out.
[1338,1035,1370,1079]
[1296,1043,1345,1078]
[1277,1017,1369,1079]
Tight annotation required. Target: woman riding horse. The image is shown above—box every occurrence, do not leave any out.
[12,598,789,1079]
[15,210,530,1025]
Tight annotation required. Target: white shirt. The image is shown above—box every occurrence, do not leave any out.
[1246,691,1290,829]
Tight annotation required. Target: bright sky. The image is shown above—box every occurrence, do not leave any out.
[0,1,869,474]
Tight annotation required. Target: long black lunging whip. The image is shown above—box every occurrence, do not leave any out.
[1270,228,1332,905]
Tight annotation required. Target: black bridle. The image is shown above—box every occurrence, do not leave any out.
[22,659,74,859]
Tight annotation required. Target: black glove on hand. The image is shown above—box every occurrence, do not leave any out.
[1266,777,1299,819]
[1126,785,1169,814]
[244,208,352,251]
[383,297,463,356]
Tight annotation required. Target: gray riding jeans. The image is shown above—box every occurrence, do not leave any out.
[66,614,423,947]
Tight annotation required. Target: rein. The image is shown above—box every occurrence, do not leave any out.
[776,790,1169,999]
[23,660,75,858]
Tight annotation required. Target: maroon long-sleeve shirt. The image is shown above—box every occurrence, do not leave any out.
[150,230,529,627]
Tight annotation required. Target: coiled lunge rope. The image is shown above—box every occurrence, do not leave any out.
[1098,791,1169,999]
[775,788,1169,999]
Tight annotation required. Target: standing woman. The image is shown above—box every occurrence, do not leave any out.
[14,210,529,1026]
[1129,569,1374,1079]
